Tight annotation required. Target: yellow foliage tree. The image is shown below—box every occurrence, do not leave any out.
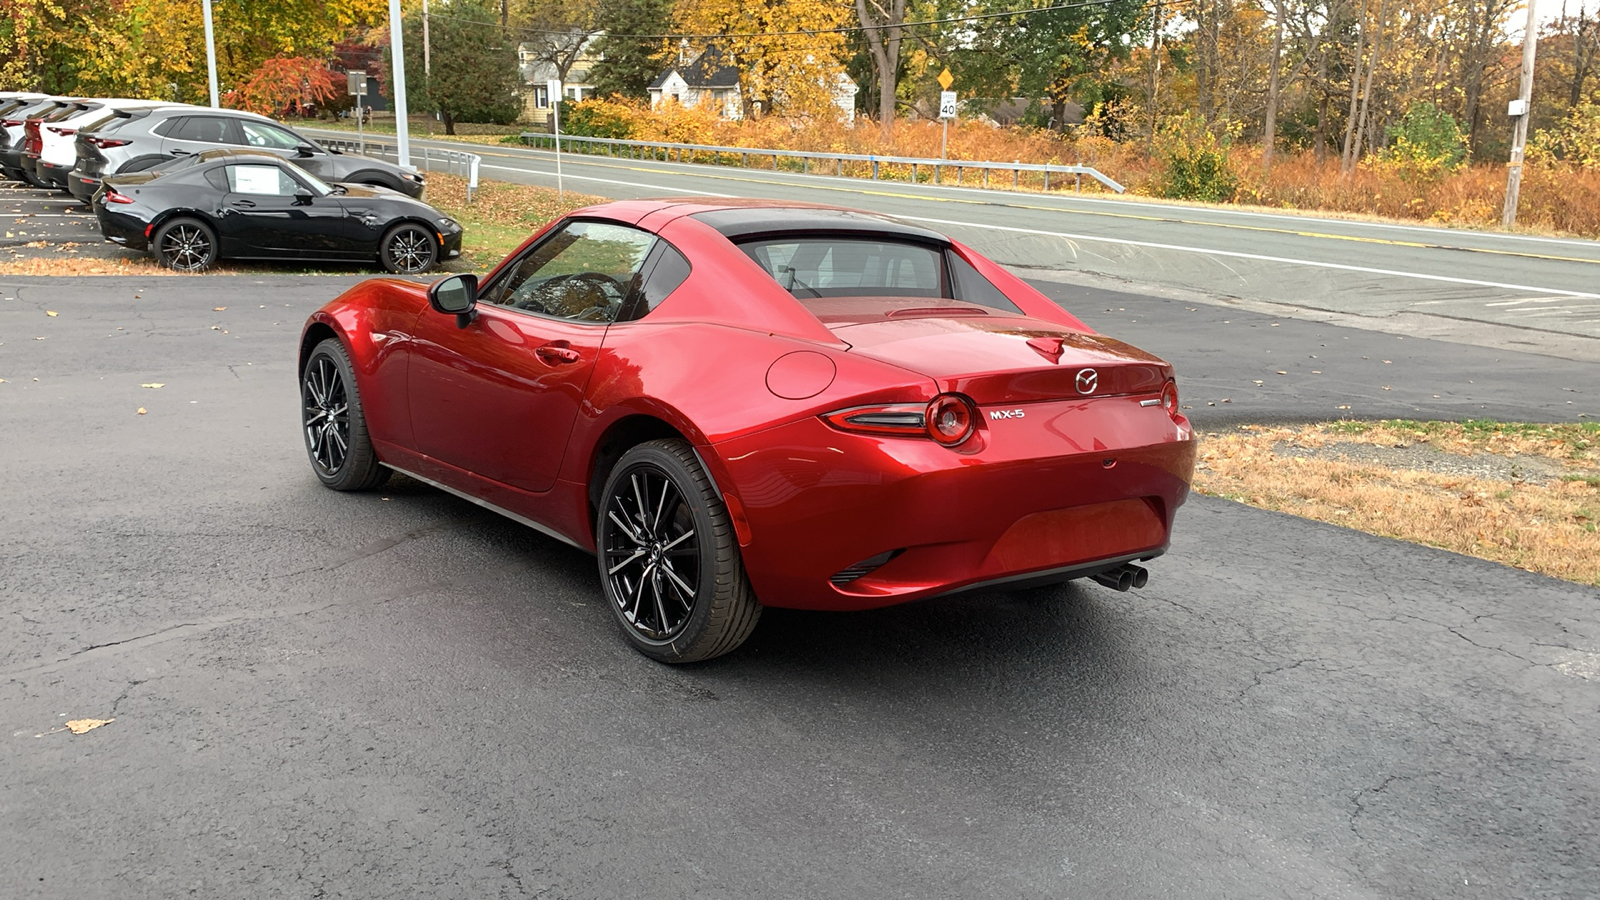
[673,0,852,118]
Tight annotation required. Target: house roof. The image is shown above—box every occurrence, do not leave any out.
[649,47,740,91]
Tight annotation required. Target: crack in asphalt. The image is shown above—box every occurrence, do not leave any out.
[1347,772,1440,840]
[278,514,494,579]
[1237,657,1325,702]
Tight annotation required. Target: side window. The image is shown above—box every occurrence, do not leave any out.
[239,121,306,150]
[224,164,299,196]
[947,253,1022,313]
[484,221,659,324]
[166,116,240,145]
[617,243,691,322]
[203,167,229,191]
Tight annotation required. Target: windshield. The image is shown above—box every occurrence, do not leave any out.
[285,161,335,195]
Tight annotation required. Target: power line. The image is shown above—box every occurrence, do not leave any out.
[424,0,1126,43]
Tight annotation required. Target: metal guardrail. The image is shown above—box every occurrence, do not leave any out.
[309,132,482,202]
[518,132,1125,194]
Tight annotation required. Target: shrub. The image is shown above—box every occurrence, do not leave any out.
[1530,103,1600,169]
[1153,113,1238,201]
[561,97,641,139]
[1371,102,1467,182]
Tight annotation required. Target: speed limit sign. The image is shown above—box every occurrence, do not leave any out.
[939,91,958,119]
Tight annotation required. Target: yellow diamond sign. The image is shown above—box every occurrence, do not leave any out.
[938,68,954,91]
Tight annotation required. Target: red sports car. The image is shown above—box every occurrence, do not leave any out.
[299,199,1196,662]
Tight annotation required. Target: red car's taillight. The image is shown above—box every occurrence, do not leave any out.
[104,190,135,204]
[1,119,23,127]
[824,393,979,446]
[925,394,977,445]
[1160,380,1180,420]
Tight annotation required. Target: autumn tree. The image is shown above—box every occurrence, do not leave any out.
[396,0,519,132]
[225,56,340,116]
[510,0,602,82]
[590,0,675,98]
[674,0,853,117]
[854,0,907,133]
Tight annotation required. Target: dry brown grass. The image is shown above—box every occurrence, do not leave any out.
[1196,420,1600,586]
[0,256,174,276]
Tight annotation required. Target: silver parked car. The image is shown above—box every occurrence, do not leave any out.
[68,106,425,203]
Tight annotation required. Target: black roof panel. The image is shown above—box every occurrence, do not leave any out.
[690,206,949,244]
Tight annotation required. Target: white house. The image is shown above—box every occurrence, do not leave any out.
[648,48,858,122]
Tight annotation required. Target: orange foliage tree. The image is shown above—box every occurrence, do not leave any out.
[225,56,340,116]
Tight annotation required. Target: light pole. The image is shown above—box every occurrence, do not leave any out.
[388,0,412,167]
[1502,0,1540,229]
[202,0,219,107]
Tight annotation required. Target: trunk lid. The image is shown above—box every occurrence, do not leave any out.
[814,299,1168,403]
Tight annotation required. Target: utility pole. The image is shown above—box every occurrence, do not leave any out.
[388,0,412,168]
[1147,0,1162,151]
[423,0,431,77]
[202,0,219,107]
[1502,0,1540,228]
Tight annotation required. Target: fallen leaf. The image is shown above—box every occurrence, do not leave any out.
[140,383,164,389]
[137,407,147,415]
[66,718,114,735]
[1276,370,1287,375]
[213,306,227,311]
[46,310,58,317]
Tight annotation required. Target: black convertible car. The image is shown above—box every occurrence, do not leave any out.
[93,149,462,273]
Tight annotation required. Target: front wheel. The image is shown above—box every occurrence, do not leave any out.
[300,338,389,491]
[380,223,437,274]
[152,217,218,272]
[597,439,760,663]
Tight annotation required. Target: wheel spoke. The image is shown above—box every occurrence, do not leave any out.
[630,473,650,535]
[650,578,671,637]
[660,563,696,606]
[607,548,645,575]
[660,529,695,553]
[608,510,645,545]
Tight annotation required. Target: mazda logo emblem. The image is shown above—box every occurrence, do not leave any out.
[1076,368,1098,395]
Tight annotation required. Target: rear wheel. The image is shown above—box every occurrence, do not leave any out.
[380,223,437,274]
[597,439,760,663]
[300,338,389,491]
[152,217,218,272]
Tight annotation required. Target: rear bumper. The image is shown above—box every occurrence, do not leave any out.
[95,204,150,251]
[39,160,72,187]
[712,395,1196,610]
[67,171,100,203]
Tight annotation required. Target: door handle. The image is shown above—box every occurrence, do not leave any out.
[535,342,581,365]
[230,199,256,208]
[169,149,190,156]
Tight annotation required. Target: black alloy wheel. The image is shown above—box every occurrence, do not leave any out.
[300,338,388,491]
[597,439,760,663]
[380,223,437,274]
[152,217,218,272]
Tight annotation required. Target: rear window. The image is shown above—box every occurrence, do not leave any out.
[84,109,152,135]
[739,237,944,299]
[43,104,87,123]
[735,234,1023,313]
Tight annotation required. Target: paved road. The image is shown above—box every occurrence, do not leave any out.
[310,130,1600,342]
[3,276,1597,898]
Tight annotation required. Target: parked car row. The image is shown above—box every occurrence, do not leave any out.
[0,91,460,273]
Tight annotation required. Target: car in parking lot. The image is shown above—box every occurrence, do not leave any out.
[2,97,78,185]
[29,99,186,189]
[299,199,1196,662]
[94,148,460,272]
[68,106,424,203]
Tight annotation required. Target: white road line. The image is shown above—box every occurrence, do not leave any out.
[902,215,1600,300]
[479,163,734,197]
[424,140,1600,251]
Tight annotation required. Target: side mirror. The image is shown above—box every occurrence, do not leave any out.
[294,143,316,157]
[293,187,313,205]
[428,273,479,328]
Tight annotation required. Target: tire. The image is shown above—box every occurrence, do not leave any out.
[20,166,50,188]
[596,439,761,663]
[380,222,437,274]
[300,337,390,491]
[152,217,218,272]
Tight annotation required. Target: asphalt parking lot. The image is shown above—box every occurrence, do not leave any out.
[0,182,116,262]
[3,275,1597,899]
